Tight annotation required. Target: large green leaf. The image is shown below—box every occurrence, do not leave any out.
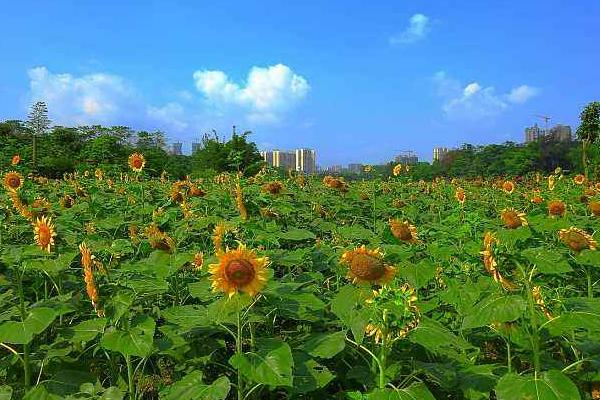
[347,383,436,399]
[292,352,334,394]
[61,318,107,344]
[331,285,370,343]
[0,386,12,400]
[279,228,316,241]
[0,307,57,344]
[495,370,580,400]
[522,247,572,275]
[303,331,346,359]
[159,372,230,400]
[230,338,293,387]
[397,260,437,289]
[101,314,155,357]
[462,295,526,329]
[409,316,476,361]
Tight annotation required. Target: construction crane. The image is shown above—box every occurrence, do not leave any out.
[534,114,552,131]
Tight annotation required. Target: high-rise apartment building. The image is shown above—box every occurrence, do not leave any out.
[433,147,450,162]
[525,124,572,143]
[348,163,363,173]
[191,142,202,154]
[169,142,183,156]
[395,151,418,165]
[525,124,544,143]
[295,148,316,174]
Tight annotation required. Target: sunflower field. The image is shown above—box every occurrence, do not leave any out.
[1,157,600,400]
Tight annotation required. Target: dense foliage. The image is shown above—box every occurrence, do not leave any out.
[1,159,600,399]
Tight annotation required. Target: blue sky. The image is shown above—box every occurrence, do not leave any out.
[1,1,599,165]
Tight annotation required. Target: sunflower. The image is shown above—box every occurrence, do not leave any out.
[389,219,419,243]
[531,194,544,204]
[532,286,553,320]
[208,244,269,297]
[212,222,229,254]
[33,216,57,252]
[145,223,175,253]
[573,174,586,185]
[235,181,248,220]
[128,152,146,172]
[193,252,204,270]
[548,200,566,217]
[3,171,23,191]
[11,154,20,165]
[559,227,597,252]
[262,181,284,195]
[481,231,515,290]
[364,284,419,343]
[455,187,466,204]
[392,164,403,176]
[94,168,104,180]
[340,245,395,285]
[500,209,528,229]
[589,201,600,217]
[79,242,103,316]
[548,175,556,191]
[502,180,515,194]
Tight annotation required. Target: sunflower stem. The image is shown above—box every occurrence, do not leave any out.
[126,354,135,400]
[517,261,541,373]
[586,266,593,299]
[236,296,244,400]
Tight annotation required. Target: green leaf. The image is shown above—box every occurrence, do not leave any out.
[397,260,437,289]
[522,247,572,275]
[409,316,475,361]
[462,295,526,329]
[0,307,57,344]
[61,318,107,343]
[230,338,293,387]
[0,386,12,400]
[356,383,436,399]
[159,372,230,400]
[303,331,346,359]
[331,285,370,343]
[162,305,211,331]
[575,249,600,267]
[495,370,580,400]
[279,228,316,241]
[23,386,62,400]
[292,352,334,394]
[101,314,155,357]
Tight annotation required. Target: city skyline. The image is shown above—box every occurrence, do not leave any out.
[0,1,598,165]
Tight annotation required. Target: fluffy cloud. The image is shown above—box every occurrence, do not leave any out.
[193,64,310,123]
[433,71,539,120]
[26,64,309,131]
[390,14,431,45]
[28,66,138,126]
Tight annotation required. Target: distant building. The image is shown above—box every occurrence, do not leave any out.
[261,148,317,174]
[433,147,450,162]
[547,124,572,142]
[326,165,343,173]
[395,152,418,165]
[169,142,183,156]
[192,142,202,154]
[348,163,363,173]
[525,124,544,143]
[295,148,316,174]
[525,124,572,143]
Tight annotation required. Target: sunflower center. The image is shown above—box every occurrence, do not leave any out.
[225,259,256,286]
[38,225,51,247]
[502,211,521,229]
[392,224,413,241]
[562,231,589,251]
[549,202,565,215]
[350,254,385,280]
[7,176,21,188]
[133,158,143,168]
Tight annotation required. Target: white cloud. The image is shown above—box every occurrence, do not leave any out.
[28,66,137,125]
[507,85,539,104]
[146,102,189,132]
[433,71,538,120]
[390,13,431,45]
[193,64,310,123]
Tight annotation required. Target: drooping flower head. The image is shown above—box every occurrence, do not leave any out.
[500,208,528,229]
[340,245,395,285]
[559,227,597,252]
[364,284,420,343]
[128,152,146,173]
[209,244,269,297]
[455,187,466,204]
[11,154,20,165]
[33,216,57,252]
[589,201,600,217]
[389,219,419,243]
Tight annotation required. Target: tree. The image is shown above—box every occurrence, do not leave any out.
[26,101,51,171]
[576,101,600,179]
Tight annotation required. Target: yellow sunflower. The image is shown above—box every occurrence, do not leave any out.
[502,180,515,194]
[144,223,175,253]
[559,227,597,252]
[392,164,403,176]
[548,175,556,191]
[573,174,586,185]
[500,209,528,229]
[455,187,466,204]
[208,244,269,297]
[389,219,419,243]
[589,201,600,217]
[548,200,566,217]
[12,154,20,165]
[262,181,284,195]
[33,216,57,252]
[3,171,23,191]
[340,245,395,285]
[128,152,146,173]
